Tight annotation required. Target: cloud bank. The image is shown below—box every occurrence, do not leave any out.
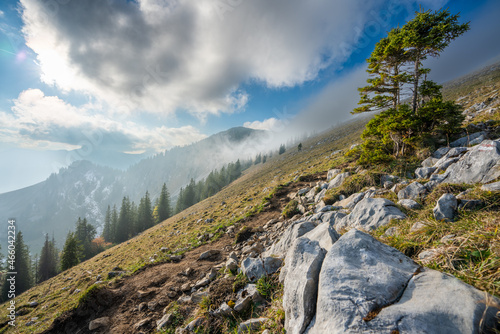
[20,0,394,116]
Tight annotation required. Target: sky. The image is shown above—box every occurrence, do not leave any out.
[1,0,500,193]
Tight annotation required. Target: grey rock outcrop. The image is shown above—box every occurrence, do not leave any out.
[398,182,427,201]
[309,229,420,333]
[282,237,326,334]
[237,318,268,333]
[302,222,340,252]
[328,172,350,189]
[441,140,500,184]
[308,229,500,333]
[264,221,316,258]
[335,198,406,231]
[433,193,457,222]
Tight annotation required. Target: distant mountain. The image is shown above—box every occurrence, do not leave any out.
[0,127,268,253]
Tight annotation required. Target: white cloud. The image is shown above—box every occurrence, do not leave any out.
[0,89,207,152]
[243,118,285,132]
[0,10,4,17]
[20,0,396,116]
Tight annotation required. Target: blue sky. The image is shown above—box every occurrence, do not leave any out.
[1,0,500,193]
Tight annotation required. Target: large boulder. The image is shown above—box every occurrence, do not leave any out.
[397,182,428,201]
[441,140,500,184]
[264,221,316,258]
[335,198,406,231]
[309,229,420,333]
[308,229,500,334]
[281,237,326,334]
[328,172,350,189]
[414,167,436,179]
[327,169,341,181]
[433,193,457,222]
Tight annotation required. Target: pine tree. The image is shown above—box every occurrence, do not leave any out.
[102,205,112,242]
[116,197,132,243]
[110,204,119,243]
[75,218,96,260]
[37,233,59,283]
[60,232,81,271]
[157,184,171,223]
[137,191,154,233]
[399,9,469,113]
[279,144,286,155]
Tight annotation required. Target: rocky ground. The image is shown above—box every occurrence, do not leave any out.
[38,129,500,334]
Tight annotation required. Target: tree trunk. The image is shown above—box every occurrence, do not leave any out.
[412,56,420,113]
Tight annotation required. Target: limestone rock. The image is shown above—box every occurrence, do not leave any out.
[241,257,282,282]
[302,221,340,252]
[414,167,436,179]
[397,182,427,201]
[433,193,457,222]
[281,237,326,334]
[481,181,500,191]
[449,131,486,147]
[441,140,500,184]
[234,284,264,312]
[327,172,350,189]
[237,318,268,334]
[157,313,173,330]
[397,199,421,210]
[309,229,419,333]
[264,221,316,258]
[198,250,220,261]
[335,198,406,231]
[327,169,341,181]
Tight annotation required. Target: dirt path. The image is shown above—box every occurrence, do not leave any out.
[40,175,325,334]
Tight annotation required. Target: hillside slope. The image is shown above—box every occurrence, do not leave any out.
[1,64,500,333]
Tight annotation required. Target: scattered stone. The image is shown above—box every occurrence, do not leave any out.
[384,226,397,237]
[226,258,238,273]
[432,147,450,158]
[185,317,205,331]
[214,302,233,317]
[327,169,341,181]
[298,187,311,196]
[234,284,264,312]
[449,131,486,147]
[422,156,438,167]
[482,181,500,191]
[418,249,438,262]
[137,290,152,299]
[29,301,38,307]
[440,234,456,244]
[410,221,427,233]
[433,193,457,222]
[237,318,269,334]
[170,255,183,262]
[107,271,126,279]
[327,172,350,189]
[335,198,406,231]
[134,318,151,329]
[397,182,427,201]
[415,167,436,179]
[194,277,210,289]
[241,256,282,282]
[424,180,439,192]
[281,237,326,334]
[89,317,110,331]
[191,290,209,304]
[157,313,174,330]
[180,283,191,292]
[397,199,421,210]
[198,250,220,261]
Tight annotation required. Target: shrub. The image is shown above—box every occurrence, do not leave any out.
[282,200,299,218]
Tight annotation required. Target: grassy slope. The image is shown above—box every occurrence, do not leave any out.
[2,63,500,333]
[0,116,369,334]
